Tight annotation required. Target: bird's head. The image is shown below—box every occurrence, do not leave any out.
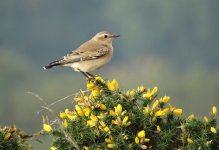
[92,31,120,45]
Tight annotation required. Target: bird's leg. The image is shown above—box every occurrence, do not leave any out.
[79,70,95,82]
[79,70,90,79]
[86,72,94,77]
[86,72,96,82]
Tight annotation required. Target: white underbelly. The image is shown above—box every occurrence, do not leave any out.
[68,54,112,72]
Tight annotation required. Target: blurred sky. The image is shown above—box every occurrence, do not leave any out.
[1,1,219,149]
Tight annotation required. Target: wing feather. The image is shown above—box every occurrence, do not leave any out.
[44,40,109,69]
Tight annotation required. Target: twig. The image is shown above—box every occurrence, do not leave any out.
[26,91,80,150]
[26,90,88,114]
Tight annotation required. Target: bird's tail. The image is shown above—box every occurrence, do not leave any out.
[43,64,55,70]
[43,58,64,70]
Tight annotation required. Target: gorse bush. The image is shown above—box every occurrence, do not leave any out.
[43,76,219,150]
[0,126,32,150]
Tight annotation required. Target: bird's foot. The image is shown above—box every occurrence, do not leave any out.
[86,76,95,82]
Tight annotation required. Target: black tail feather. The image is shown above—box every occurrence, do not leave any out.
[43,64,56,70]
[43,58,64,70]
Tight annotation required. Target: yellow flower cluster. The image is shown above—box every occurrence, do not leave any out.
[110,104,131,127]
[210,106,217,134]
[59,109,78,128]
[142,86,158,100]
[58,78,121,142]
[0,126,33,149]
[135,130,150,148]
[45,76,218,149]
[105,136,116,149]
[3,126,17,141]
[143,93,183,118]
[61,78,128,148]
[59,79,184,148]
[107,79,119,91]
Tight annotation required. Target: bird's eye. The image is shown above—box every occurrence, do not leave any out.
[104,35,108,38]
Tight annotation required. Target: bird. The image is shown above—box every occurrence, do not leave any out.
[43,31,119,79]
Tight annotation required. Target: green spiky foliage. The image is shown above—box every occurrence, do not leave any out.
[43,76,219,150]
[0,126,32,150]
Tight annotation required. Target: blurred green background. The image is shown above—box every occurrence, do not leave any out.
[1,0,219,149]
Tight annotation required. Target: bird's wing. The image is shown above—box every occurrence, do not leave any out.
[58,40,109,64]
[43,40,109,69]
[64,40,109,62]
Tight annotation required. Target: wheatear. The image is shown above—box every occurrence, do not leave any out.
[43,31,119,78]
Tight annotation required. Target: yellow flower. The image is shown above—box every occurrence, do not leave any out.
[163,107,170,114]
[95,75,105,83]
[135,137,140,144]
[168,104,175,112]
[126,90,130,96]
[50,146,57,150]
[99,121,106,127]
[109,110,116,117]
[144,138,150,142]
[83,146,89,150]
[187,114,194,121]
[100,104,107,110]
[87,120,97,127]
[211,106,217,117]
[97,113,105,120]
[43,123,52,132]
[107,79,119,91]
[112,119,120,126]
[187,138,193,144]
[173,109,183,116]
[105,138,112,143]
[86,82,95,90]
[143,89,152,100]
[137,86,145,92]
[151,86,158,95]
[4,132,11,140]
[103,126,110,133]
[75,105,85,117]
[91,89,101,97]
[137,130,145,138]
[64,109,77,120]
[83,96,89,101]
[74,96,83,102]
[154,110,166,118]
[152,100,159,110]
[210,127,217,134]
[156,125,161,133]
[63,119,68,128]
[161,96,170,103]
[107,144,116,149]
[126,89,135,97]
[65,108,70,113]
[84,107,91,117]
[87,114,98,127]
[143,105,150,115]
[122,116,129,126]
[203,116,209,123]
[123,134,129,140]
[59,112,67,119]
[115,104,122,116]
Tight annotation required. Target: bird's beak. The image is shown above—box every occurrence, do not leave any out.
[112,35,120,38]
